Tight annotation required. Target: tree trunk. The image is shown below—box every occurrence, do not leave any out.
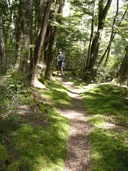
[44,29,56,80]
[86,0,96,69]
[44,0,64,80]
[31,0,53,86]
[118,45,128,83]
[98,5,127,66]
[0,12,6,75]
[30,0,47,72]
[15,0,33,74]
[88,30,101,71]
[87,0,112,72]
[98,0,119,66]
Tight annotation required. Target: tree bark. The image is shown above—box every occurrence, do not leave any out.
[30,0,48,72]
[98,6,127,66]
[0,12,6,75]
[44,0,64,80]
[86,0,96,69]
[87,0,112,72]
[31,0,53,86]
[15,0,33,73]
[98,0,119,66]
[118,45,128,83]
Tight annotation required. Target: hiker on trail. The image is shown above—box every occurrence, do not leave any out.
[57,51,64,75]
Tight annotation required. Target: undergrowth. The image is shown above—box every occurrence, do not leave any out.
[0,74,71,171]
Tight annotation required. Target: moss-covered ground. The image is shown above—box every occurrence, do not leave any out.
[71,76,128,171]
[0,75,71,171]
[1,72,128,171]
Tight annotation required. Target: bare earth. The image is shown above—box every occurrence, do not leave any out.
[58,77,92,171]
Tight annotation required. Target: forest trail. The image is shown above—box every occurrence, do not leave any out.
[57,77,92,171]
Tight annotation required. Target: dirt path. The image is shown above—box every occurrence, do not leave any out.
[58,77,92,171]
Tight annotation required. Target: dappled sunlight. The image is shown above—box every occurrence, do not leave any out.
[59,108,86,120]
[91,151,102,161]
[52,87,68,93]
[69,79,128,170]
[84,84,97,91]
[6,108,70,170]
[63,81,74,85]
[87,114,116,130]
[43,87,71,108]
[104,122,116,129]
[0,75,73,170]
[90,128,128,171]
[32,77,46,89]
[63,81,86,94]
[0,74,11,84]
[72,88,86,94]
[18,105,30,116]
[57,78,92,171]
[67,91,79,98]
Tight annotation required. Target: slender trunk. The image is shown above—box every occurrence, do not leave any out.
[86,0,96,69]
[88,30,101,70]
[98,0,119,66]
[44,0,64,80]
[30,28,33,71]
[45,29,56,80]
[87,0,112,71]
[104,47,110,66]
[31,0,53,85]
[98,5,127,66]
[0,12,6,74]
[30,1,34,71]
[4,9,12,45]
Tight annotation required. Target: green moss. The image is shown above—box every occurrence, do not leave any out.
[43,79,71,108]
[0,144,9,163]
[70,78,128,171]
[88,114,108,127]
[82,84,128,126]
[6,161,21,171]
[9,111,70,170]
[90,129,128,171]
[0,75,71,171]
[38,103,45,112]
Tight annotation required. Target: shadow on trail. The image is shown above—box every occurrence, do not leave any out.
[58,76,92,171]
[59,76,128,171]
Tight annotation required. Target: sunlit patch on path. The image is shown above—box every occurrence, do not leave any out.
[58,77,92,171]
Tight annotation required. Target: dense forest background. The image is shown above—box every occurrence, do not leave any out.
[0,0,128,170]
[0,0,128,85]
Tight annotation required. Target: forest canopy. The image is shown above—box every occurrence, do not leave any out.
[0,0,128,84]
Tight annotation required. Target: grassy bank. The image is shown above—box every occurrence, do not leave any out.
[0,75,71,171]
[81,83,128,171]
[65,74,128,170]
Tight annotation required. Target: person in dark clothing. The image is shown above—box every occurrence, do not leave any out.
[57,51,64,75]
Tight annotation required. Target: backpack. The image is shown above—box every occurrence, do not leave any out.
[58,54,64,62]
